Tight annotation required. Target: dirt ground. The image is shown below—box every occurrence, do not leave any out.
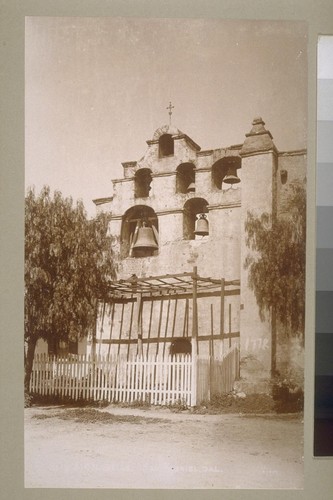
[24,405,304,489]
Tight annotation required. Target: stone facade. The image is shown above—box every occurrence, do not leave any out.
[93,117,306,391]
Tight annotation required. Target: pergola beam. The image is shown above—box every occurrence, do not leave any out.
[94,332,240,345]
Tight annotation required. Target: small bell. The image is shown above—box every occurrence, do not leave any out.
[194,213,209,236]
[187,182,196,193]
[132,223,158,251]
[223,164,240,185]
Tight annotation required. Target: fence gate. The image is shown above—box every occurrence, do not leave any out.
[196,345,240,403]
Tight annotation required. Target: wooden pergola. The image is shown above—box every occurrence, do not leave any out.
[106,267,239,299]
[95,267,240,359]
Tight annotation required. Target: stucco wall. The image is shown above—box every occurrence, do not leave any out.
[239,152,276,387]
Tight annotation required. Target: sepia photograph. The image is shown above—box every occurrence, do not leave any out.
[24,17,307,489]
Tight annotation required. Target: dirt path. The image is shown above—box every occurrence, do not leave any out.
[24,405,303,489]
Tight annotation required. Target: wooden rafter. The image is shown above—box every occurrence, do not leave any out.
[104,271,240,302]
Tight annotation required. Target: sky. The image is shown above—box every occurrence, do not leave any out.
[25,17,307,217]
[318,35,333,79]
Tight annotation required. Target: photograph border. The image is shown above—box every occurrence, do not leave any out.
[1,0,332,499]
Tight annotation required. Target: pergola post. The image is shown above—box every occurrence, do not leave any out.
[134,293,143,357]
[220,278,225,352]
[191,266,198,407]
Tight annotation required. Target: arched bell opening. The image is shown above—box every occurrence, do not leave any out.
[183,198,209,240]
[212,157,241,190]
[134,168,152,198]
[159,133,174,157]
[176,163,196,194]
[120,205,159,259]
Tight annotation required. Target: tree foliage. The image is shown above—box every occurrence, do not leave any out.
[244,183,306,337]
[25,186,115,389]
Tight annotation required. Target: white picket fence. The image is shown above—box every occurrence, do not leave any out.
[30,353,193,406]
[29,345,240,407]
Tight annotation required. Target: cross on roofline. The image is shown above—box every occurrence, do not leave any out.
[166,101,174,125]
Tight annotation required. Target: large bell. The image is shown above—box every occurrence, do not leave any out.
[132,224,158,251]
[223,164,240,185]
[194,213,209,236]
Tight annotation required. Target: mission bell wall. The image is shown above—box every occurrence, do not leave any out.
[92,118,306,389]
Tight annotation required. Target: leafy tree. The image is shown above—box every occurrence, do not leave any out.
[244,183,306,373]
[24,186,115,392]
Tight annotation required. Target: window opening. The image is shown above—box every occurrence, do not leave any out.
[280,169,288,184]
[135,168,152,198]
[170,337,192,356]
[48,338,78,356]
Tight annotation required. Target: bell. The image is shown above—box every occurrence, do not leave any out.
[194,213,209,236]
[187,182,196,193]
[132,225,158,251]
[223,165,240,185]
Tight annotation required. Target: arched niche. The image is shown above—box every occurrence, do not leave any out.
[121,205,159,259]
[212,157,241,190]
[183,197,209,240]
[134,168,152,198]
[159,133,174,157]
[176,163,195,194]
